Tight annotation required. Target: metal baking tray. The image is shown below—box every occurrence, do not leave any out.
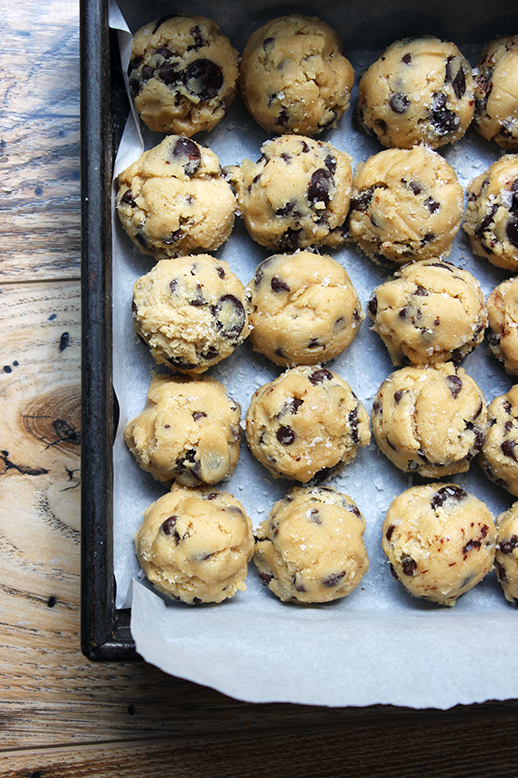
[80,0,518,662]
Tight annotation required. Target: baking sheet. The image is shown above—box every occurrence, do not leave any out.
[110,0,518,708]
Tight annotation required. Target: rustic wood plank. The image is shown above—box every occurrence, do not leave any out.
[0,1,80,281]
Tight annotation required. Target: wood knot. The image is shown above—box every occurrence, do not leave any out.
[21,385,81,456]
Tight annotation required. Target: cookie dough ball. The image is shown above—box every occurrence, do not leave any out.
[116,135,236,260]
[135,484,254,604]
[246,251,363,367]
[495,503,518,603]
[486,277,518,375]
[473,36,518,148]
[228,135,352,251]
[132,254,249,374]
[463,155,518,272]
[124,373,241,486]
[356,37,475,149]
[382,483,496,606]
[372,362,487,477]
[479,386,518,496]
[245,365,370,483]
[347,146,464,266]
[254,486,368,603]
[127,15,239,136]
[367,259,487,366]
[239,15,354,136]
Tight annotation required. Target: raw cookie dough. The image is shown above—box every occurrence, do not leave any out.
[463,155,518,271]
[228,135,352,251]
[382,483,496,606]
[245,365,370,483]
[367,259,487,366]
[347,146,464,266]
[473,35,518,148]
[135,484,254,604]
[132,254,249,374]
[486,277,518,375]
[125,373,241,486]
[127,14,239,136]
[116,135,236,260]
[495,503,518,603]
[239,14,354,136]
[479,385,518,496]
[356,36,475,149]
[372,362,487,477]
[254,486,369,603]
[246,251,363,367]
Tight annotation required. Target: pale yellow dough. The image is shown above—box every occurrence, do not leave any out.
[239,14,354,136]
[246,251,363,367]
[486,277,518,375]
[128,14,239,136]
[245,365,370,483]
[116,135,235,260]
[254,486,369,603]
[136,484,254,604]
[382,483,496,606]
[473,36,518,148]
[495,503,518,603]
[479,385,518,497]
[125,373,240,486]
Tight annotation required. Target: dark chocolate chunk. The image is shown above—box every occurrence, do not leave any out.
[308,368,332,385]
[414,285,428,297]
[322,571,346,587]
[394,390,403,404]
[430,92,459,136]
[212,294,246,339]
[402,53,412,64]
[271,276,290,292]
[277,227,302,251]
[184,59,223,101]
[385,524,395,541]
[431,485,467,510]
[172,137,201,177]
[190,283,205,306]
[475,204,498,236]
[506,214,518,248]
[501,439,517,461]
[192,411,207,421]
[153,14,176,34]
[120,189,136,207]
[409,180,422,195]
[348,406,359,444]
[216,266,225,279]
[307,168,333,207]
[275,199,301,218]
[276,425,295,445]
[401,557,417,576]
[161,515,179,538]
[462,538,481,555]
[158,62,182,86]
[389,92,410,113]
[500,535,518,554]
[350,187,374,212]
[367,295,377,316]
[446,374,463,398]
[324,154,337,174]
[424,197,440,214]
[259,571,274,585]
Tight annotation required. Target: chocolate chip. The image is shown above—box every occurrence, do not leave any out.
[386,524,395,541]
[424,197,440,214]
[445,57,467,99]
[192,411,207,421]
[506,214,518,248]
[308,508,322,524]
[277,228,301,251]
[421,232,435,245]
[301,140,310,153]
[190,25,204,49]
[276,425,295,445]
[158,62,182,86]
[162,229,184,245]
[394,390,403,404]
[307,168,333,207]
[324,154,337,174]
[431,485,467,510]
[262,37,274,51]
[322,571,346,587]
[462,538,481,555]
[212,294,246,340]
[275,200,301,218]
[216,266,225,279]
[153,14,176,33]
[120,189,136,207]
[184,59,223,101]
[446,374,462,398]
[500,536,518,554]
[408,180,422,195]
[277,109,289,127]
[308,368,332,386]
[129,79,140,98]
[496,561,508,582]
[402,53,412,64]
[348,406,359,444]
[475,204,498,236]
[414,285,428,297]
[367,296,377,316]
[389,93,410,113]
[190,284,205,306]
[430,92,458,136]
[401,557,417,576]
[311,465,337,483]
[161,515,179,537]
[307,339,320,349]
[259,571,274,585]
[502,440,517,461]
[271,276,290,292]
[350,188,374,212]
[172,137,201,177]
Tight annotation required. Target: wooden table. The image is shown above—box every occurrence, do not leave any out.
[2,2,518,775]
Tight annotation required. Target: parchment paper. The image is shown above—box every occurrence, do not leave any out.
[109,0,518,708]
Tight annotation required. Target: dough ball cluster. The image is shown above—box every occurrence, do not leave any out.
[228,135,352,251]
[372,363,487,477]
[367,259,487,367]
[116,135,236,260]
[239,14,354,136]
[254,486,369,603]
[356,36,475,149]
[125,373,241,486]
[347,146,463,266]
[246,251,363,367]
[479,385,518,497]
[495,503,518,603]
[486,277,518,375]
[473,35,518,147]
[135,484,254,604]
[245,365,370,483]
[382,483,496,606]
[132,254,249,374]
[463,155,518,272]
[128,14,239,136]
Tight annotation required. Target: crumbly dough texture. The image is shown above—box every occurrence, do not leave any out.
[463,155,518,271]
[246,251,363,367]
[135,484,254,604]
[486,277,518,375]
[239,14,354,136]
[347,146,463,266]
[382,483,496,606]
[372,362,487,477]
[479,385,518,497]
[254,486,369,603]
[228,135,352,251]
[132,254,249,374]
[367,259,487,367]
[124,373,241,486]
[128,14,239,136]
[474,36,518,148]
[356,36,475,149]
[495,503,518,603]
[116,135,236,260]
[245,365,370,483]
